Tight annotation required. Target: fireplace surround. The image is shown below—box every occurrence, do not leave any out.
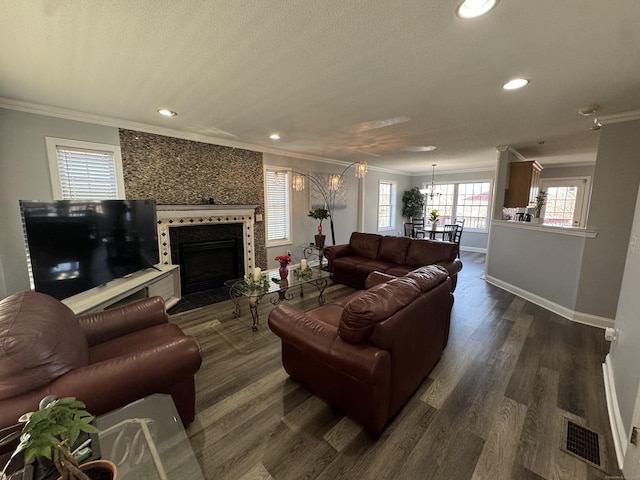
[156,205,259,295]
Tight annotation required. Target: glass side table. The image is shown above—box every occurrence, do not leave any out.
[95,394,204,480]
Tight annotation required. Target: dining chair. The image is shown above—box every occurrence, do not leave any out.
[441,224,458,242]
[452,220,464,257]
[403,222,413,237]
[411,218,426,239]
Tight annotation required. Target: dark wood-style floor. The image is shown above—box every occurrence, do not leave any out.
[171,253,621,479]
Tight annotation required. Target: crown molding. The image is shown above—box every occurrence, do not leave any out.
[598,110,640,125]
[0,97,406,176]
[496,145,526,161]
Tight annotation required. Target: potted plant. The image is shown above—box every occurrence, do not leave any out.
[428,209,440,228]
[402,187,426,221]
[308,207,330,248]
[0,396,116,480]
[533,190,547,223]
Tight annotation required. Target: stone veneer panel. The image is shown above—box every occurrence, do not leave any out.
[119,129,267,268]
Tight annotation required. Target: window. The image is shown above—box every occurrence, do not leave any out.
[377,180,396,231]
[46,137,125,199]
[264,167,291,246]
[424,181,492,230]
[540,177,590,227]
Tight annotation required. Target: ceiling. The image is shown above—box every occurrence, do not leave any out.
[1,0,639,174]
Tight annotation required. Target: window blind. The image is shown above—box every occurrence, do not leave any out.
[265,169,291,243]
[56,147,119,199]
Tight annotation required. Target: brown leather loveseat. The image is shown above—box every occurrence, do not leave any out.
[268,265,453,435]
[0,291,202,434]
[324,232,462,291]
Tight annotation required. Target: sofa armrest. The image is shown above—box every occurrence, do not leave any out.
[48,335,202,415]
[268,305,390,383]
[324,243,354,271]
[78,296,170,346]
[364,271,396,289]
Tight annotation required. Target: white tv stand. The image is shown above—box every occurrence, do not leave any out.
[62,264,181,315]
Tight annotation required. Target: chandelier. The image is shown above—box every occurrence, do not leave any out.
[420,164,441,200]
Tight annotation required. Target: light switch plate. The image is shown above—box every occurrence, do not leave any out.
[630,235,637,253]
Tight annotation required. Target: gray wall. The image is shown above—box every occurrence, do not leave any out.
[487,224,587,310]
[0,108,121,297]
[575,119,640,318]
[363,169,412,236]
[262,153,410,268]
[609,183,640,448]
[487,119,640,320]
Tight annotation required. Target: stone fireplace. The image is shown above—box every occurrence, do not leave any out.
[156,205,259,295]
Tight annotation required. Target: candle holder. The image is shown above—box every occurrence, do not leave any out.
[293,266,313,279]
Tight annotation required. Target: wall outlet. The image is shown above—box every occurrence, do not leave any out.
[255,213,263,222]
[630,235,637,254]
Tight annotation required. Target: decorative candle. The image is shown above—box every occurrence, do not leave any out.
[300,259,307,270]
[253,267,261,281]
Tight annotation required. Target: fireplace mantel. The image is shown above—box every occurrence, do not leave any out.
[156,204,259,274]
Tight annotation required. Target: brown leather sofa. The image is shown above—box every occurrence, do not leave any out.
[268,265,453,435]
[0,292,202,434]
[324,232,462,291]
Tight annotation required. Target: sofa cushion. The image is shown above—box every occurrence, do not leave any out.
[405,239,457,267]
[406,265,449,290]
[378,236,411,264]
[339,277,422,343]
[0,291,89,400]
[349,232,382,260]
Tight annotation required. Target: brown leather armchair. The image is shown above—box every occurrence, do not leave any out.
[268,265,453,435]
[0,291,202,434]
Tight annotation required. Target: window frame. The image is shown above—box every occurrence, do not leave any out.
[540,176,591,228]
[377,179,397,233]
[45,137,125,200]
[263,166,293,247]
[422,179,493,232]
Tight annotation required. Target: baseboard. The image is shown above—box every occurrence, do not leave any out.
[460,246,487,254]
[484,275,615,329]
[603,354,626,470]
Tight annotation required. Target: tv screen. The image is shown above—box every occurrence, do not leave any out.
[20,199,159,300]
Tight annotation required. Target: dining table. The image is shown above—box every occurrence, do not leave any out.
[414,226,451,241]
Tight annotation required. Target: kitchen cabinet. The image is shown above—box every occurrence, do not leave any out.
[504,160,542,208]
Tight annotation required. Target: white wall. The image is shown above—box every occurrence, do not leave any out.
[0,108,120,297]
[256,155,411,269]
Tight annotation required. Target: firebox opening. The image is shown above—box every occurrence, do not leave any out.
[180,239,240,294]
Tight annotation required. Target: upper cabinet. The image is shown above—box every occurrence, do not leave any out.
[504,160,542,208]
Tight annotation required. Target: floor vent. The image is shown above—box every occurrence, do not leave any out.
[561,417,602,469]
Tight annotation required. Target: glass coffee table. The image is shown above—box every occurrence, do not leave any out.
[95,394,204,480]
[224,266,331,331]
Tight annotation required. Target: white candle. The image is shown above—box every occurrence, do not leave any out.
[253,267,261,281]
[300,259,307,270]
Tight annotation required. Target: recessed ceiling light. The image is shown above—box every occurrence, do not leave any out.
[158,109,177,117]
[503,78,529,90]
[457,0,498,19]
[269,133,281,140]
[578,105,602,116]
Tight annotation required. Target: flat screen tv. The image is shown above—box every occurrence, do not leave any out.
[20,199,159,300]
